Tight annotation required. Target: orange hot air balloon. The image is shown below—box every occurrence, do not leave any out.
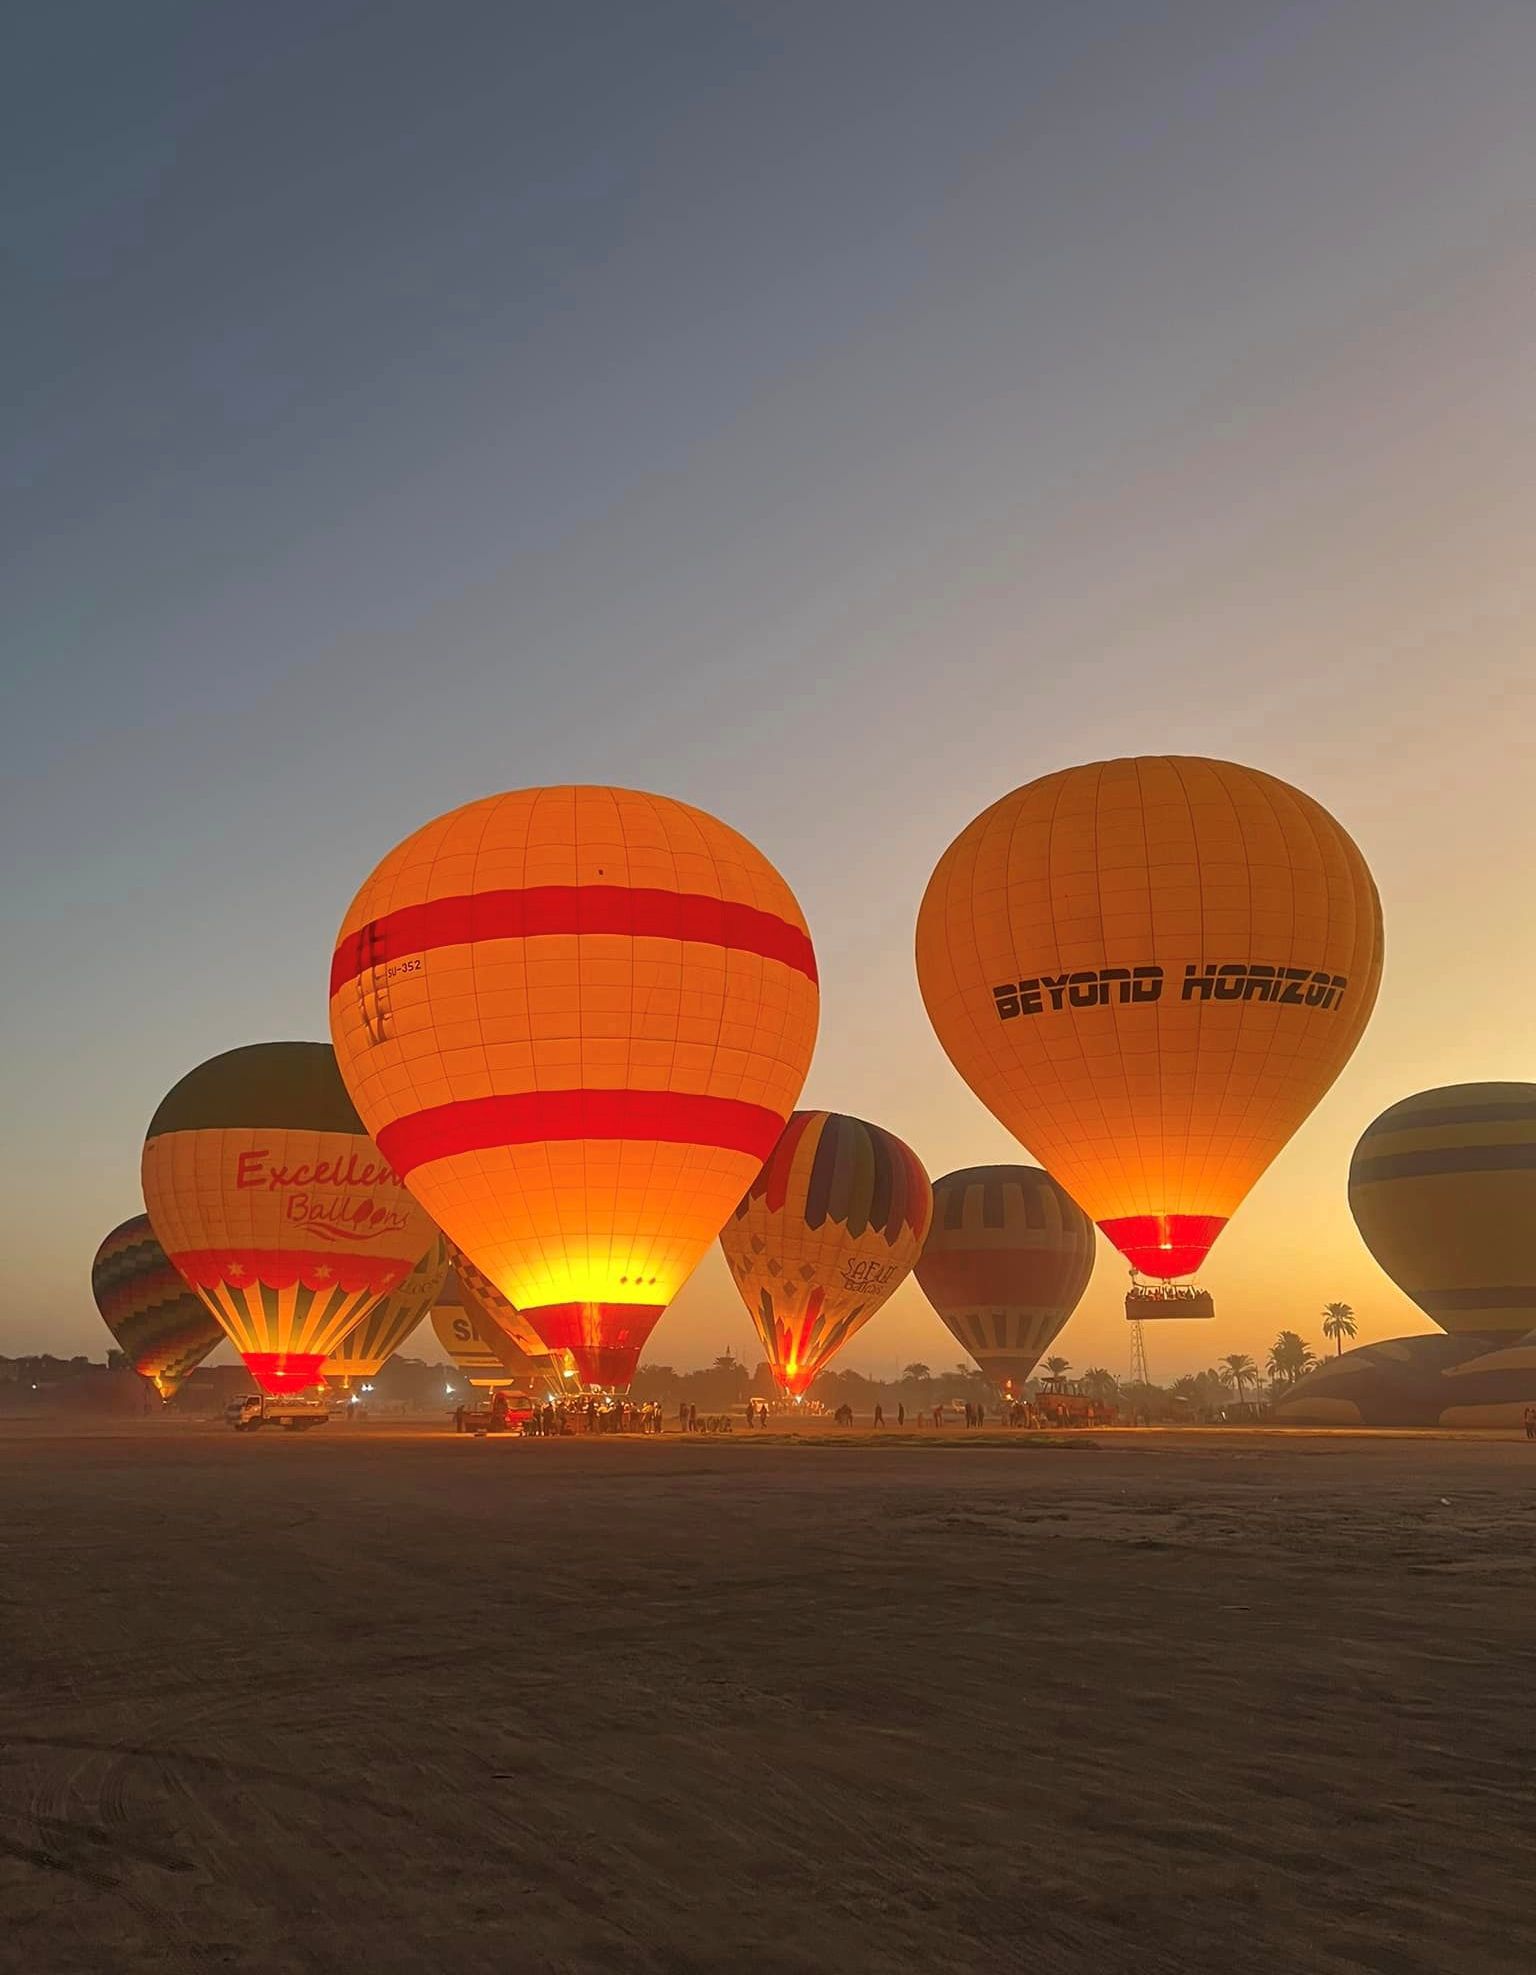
[916,758,1383,1289]
[90,1214,225,1398]
[142,1042,437,1394]
[324,1235,449,1385]
[720,1110,932,1396]
[330,787,819,1390]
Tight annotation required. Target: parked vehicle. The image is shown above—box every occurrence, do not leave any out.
[224,1394,330,1432]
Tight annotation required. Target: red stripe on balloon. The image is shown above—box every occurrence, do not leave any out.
[329,885,817,998]
[375,1089,787,1178]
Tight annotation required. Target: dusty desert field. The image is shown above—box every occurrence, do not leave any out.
[2,1422,1534,1974]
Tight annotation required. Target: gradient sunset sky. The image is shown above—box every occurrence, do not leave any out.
[6,1,1532,1379]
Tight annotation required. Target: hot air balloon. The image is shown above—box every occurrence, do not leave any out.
[323,1235,449,1386]
[430,1279,535,1391]
[719,1110,932,1397]
[449,1245,570,1389]
[329,787,819,1389]
[1348,1083,1536,1337]
[90,1214,224,1399]
[142,1042,437,1394]
[916,757,1383,1310]
[914,1166,1095,1395]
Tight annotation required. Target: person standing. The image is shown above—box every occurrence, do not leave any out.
[873,1402,885,1429]
[688,1402,698,1433]
[897,1402,905,1428]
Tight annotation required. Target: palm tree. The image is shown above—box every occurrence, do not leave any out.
[1321,1303,1357,1356]
[901,1363,932,1383]
[1219,1353,1257,1404]
[1080,1366,1119,1402]
[1043,1356,1071,1380]
[1266,1330,1317,1387]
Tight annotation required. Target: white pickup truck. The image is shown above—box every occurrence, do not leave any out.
[224,1394,330,1432]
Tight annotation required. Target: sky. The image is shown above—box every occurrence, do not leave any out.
[5,0,1533,1381]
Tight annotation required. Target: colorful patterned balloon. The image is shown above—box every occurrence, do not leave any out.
[720,1110,932,1396]
[90,1214,224,1398]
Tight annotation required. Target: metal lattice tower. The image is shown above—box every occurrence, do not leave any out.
[1127,1320,1150,1389]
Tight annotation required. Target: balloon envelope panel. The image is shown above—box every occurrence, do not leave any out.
[329,787,819,1390]
[720,1110,932,1396]
[324,1235,449,1380]
[1273,1331,1536,1427]
[448,1246,567,1387]
[916,757,1382,1281]
[915,1166,1095,1393]
[430,1292,531,1389]
[90,1214,224,1396]
[141,1042,436,1393]
[1348,1083,1536,1336]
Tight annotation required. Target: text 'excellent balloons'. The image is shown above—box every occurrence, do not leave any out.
[90,1214,225,1399]
[720,1110,932,1397]
[915,1166,1095,1395]
[916,757,1383,1283]
[141,1042,437,1394]
[330,787,820,1390]
[324,1234,449,1384]
[1349,1083,1536,1337]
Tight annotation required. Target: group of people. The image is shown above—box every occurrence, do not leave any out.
[862,1400,990,1428]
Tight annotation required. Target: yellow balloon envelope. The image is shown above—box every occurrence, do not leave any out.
[1349,1083,1536,1336]
[142,1042,436,1393]
[916,757,1383,1283]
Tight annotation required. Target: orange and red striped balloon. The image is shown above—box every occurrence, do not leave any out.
[330,787,819,1389]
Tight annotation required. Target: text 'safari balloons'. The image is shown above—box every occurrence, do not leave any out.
[916,758,1383,1284]
[90,1214,224,1398]
[330,787,819,1390]
[142,1042,437,1394]
[915,1166,1095,1395]
[1349,1084,1536,1337]
[720,1111,932,1397]
[324,1235,448,1384]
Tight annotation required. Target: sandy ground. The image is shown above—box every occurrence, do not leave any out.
[2,1424,1534,1974]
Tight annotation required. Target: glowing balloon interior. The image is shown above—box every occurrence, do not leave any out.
[330,787,819,1389]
